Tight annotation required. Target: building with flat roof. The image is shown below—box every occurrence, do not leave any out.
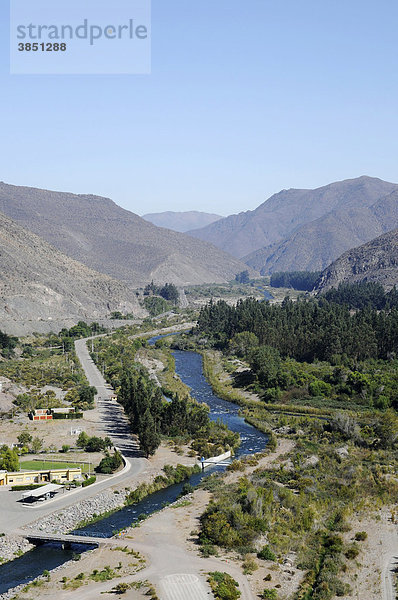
[0,467,81,486]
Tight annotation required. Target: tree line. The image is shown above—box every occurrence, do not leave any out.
[196,297,398,362]
[118,366,238,458]
[0,330,18,358]
[321,281,398,310]
[144,281,179,305]
[270,271,321,291]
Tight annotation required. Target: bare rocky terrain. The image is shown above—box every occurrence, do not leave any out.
[188,176,398,274]
[315,228,398,292]
[142,210,222,232]
[0,182,250,287]
[0,211,145,335]
[245,186,398,274]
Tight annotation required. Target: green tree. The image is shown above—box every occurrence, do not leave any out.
[138,409,160,458]
[85,436,106,452]
[249,345,286,389]
[31,437,43,454]
[96,450,123,474]
[0,445,19,471]
[374,410,398,449]
[77,431,89,448]
[76,385,97,409]
[230,331,259,359]
[17,431,33,446]
[235,270,250,284]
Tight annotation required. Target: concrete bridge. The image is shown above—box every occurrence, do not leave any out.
[26,531,106,549]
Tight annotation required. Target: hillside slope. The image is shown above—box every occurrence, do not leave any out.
[188,176,398,258]
[142,210,222,232]
[315,229,398,292]
[245,189,398,274]
[0,211,145,335]
[0,182,250,287]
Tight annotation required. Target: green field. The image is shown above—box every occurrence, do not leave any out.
[20,460,89,473]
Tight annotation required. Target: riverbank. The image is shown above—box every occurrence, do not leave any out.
[1,329,269,598]
[7,438,296,600]
[0,535,33,565]
[0,442,196,572]
[201,349,334,418]
[25,444,197,536]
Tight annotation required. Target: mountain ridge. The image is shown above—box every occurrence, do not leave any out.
[188,176,398,259]
[315,228,398,292]
[245,187,398,274]
[0,210,146,335]
[142,210,222,232]
[0,182,252,287]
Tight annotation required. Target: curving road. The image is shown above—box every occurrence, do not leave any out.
[0,337,148,535]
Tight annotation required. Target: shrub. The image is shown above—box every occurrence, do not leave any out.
[200,543,218,557]
[242,556,258,574]
[180,482,194,496]
[96,451,123,474]
[354,531,367,541]
[262,590,278,600]
[82,476,96,487]
[344,544,359,559]
[112,582,129,594]
[207,572,241,600]
[309,380,332,397]
[257,546,276,561]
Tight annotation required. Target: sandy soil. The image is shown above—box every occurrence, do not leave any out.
[340,507,398,600]
[0,405,104,456]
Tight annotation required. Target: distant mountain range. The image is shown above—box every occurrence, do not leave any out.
[245,186,398,274]
[315,228,398,292]
[142,210,222,233]
[0,182,250,287]
[187,176,398,273]
[0,211,145,335]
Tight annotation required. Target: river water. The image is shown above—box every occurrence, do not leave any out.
[0,342,268,595]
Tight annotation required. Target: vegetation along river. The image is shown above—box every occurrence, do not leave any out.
[0,339,268,595]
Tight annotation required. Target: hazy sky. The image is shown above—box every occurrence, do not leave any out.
[1,0,398,216]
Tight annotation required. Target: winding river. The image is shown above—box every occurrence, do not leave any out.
[0,341,268,595]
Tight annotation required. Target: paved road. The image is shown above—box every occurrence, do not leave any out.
[178,288,189,309]
[75,336,143,458]
[0,336,148,534]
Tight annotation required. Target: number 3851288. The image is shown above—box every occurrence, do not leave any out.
[18,43,67,51]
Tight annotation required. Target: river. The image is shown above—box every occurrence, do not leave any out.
[0,340,268,595]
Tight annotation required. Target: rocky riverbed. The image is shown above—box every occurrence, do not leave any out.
[24,489,129,535]
[0,535,34,564]
[0,487,129,567]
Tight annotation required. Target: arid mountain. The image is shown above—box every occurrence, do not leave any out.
[142,211,222,233]
[245,188,398,274]
[315,229,398,292]
[188,176,398,259]
[0,211,145,335]
[0,182,250,287]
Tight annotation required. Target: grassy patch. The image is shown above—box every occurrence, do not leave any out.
[20,460,84,471]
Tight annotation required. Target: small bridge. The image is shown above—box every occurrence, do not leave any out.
[26,532,106,549]
[198,450,232,470]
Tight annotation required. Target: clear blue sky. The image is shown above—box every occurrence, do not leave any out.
[1,0,398,216]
